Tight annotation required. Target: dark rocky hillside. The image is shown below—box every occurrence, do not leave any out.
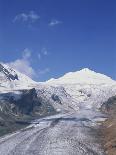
[101,96,116,114]
[101,96,116,155]
[0,88,56,136]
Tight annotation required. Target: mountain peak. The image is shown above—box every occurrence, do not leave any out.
[63,68,94,77]
[79,68,93,73]
[0,63,36,91]
[46,68,115,85]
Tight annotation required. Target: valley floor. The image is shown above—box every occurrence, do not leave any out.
[0,109,106,155]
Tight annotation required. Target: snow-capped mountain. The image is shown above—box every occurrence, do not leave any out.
[0,63,116,111]
[0,63,37,92]
[46,68,115,85]
[0,62,116,145]
[45,68,116,110]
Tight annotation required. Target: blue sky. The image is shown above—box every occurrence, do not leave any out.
[0,0,115,81]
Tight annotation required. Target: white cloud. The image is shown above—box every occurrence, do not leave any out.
[37,48,49,60]
[49,20,62,26]
[38,53,41,60]
[6,48,50,80]
[22,48,31,59]
[13,11,40,23]
[38,68,50,75]
[41,48,48,55]
[7,48,36,78]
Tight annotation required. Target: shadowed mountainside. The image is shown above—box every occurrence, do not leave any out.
[0,88,56,136]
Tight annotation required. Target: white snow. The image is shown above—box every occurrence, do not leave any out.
[46,68,115,85]
[44,68,116,110]
[0,111,107,155]
[0,64,116,155]
[0,63,37,92]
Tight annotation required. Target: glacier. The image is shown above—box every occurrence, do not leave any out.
[0,63,116,155]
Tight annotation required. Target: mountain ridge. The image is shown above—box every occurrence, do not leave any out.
[46,68,115,85]
[0,63,115,87]
[0,62,116,154]
[0,62,116,111]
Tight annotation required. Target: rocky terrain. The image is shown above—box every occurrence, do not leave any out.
[0,88,56,136]
[101,96,116,155]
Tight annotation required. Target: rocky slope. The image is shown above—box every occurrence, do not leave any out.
[0,88,56,136]
[101,96,116,155]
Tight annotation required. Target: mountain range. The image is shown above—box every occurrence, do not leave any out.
[0,63,116,111]
[0,63,116,155]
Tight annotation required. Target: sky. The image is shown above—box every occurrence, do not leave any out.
[0,0,116,81]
